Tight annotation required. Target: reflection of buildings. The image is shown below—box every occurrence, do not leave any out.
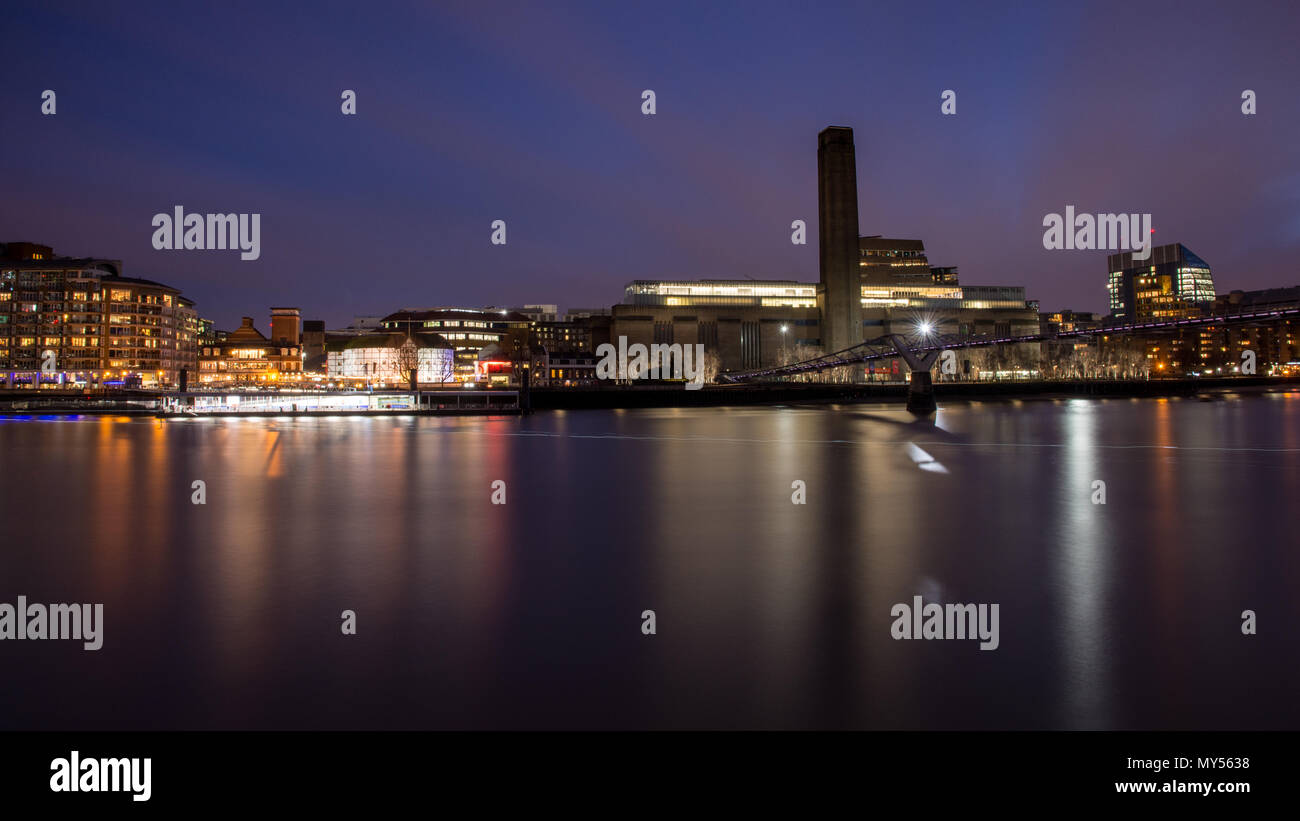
[198,314,302,384]
[0,241,198,388]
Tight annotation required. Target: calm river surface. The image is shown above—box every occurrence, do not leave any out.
[2,394,1298,729]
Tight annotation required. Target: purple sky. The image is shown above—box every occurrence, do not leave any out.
[3,0,1298,329]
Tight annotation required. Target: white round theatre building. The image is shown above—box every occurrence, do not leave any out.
[326,331,455,387]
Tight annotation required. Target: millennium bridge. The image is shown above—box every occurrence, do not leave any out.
[721,306,1300,412]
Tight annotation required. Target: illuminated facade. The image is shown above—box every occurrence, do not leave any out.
[613,275,1039,374]
[538,352,599,386]
[1042,310,1104,334]
[326,331,455,386]
[613,285,820,372]
[1151,286,1300,376]
[1104,244,1216,374]
[0,242,197,387]
[624,280,817,309]
[930,266,960,284]
[1107,243,1215,320]
[859,236,932,284]
[376,308,530,382]
[198,316,301,384]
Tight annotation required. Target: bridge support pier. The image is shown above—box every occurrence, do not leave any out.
[907,370,936,414]
[888,334,941,415]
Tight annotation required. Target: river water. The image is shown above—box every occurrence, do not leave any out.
[1,394,1297,729]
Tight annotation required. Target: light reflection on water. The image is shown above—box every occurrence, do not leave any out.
[1,396,1298,730]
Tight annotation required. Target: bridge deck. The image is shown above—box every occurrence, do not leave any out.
[723,306,1300,381]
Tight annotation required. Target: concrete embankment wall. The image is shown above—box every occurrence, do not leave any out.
[530,376,1299,410]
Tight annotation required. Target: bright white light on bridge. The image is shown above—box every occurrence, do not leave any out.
[918,321,934,337]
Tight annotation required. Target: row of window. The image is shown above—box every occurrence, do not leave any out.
[202,347,299,357]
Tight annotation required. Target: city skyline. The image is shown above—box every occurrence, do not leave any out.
[3,0,1298,330]
[1,3,1297,794]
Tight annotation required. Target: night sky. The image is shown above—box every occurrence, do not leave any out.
[3,0,1298,330]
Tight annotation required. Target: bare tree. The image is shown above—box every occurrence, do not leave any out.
[431,351,455,385]
[776,343,822,383]
[698,349,722,384]
[396,337,420,392]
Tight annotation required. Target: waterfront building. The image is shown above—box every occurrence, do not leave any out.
[859,236,932,284]
[510,304,560,323]
[325,330,455,386]
[624,279,817,309]
[1107,243,1215,321]
[473,342,515,385]
[522,311,610,378]
[530,318,591,354]
[564,307,611,320]
[805,126,1038,376]
[301,320,326,372]
[540,351,599,386]
[818,126,862,356]
[1104,244,1216,374]
[612,280,821,372]
[0,241,197,387]
[610,274,1039,375]
[325,316,385,337]
[1198,286,1300,376]
[198,314,302,385]
[270,307,300,348]
[930,266,960,285]
[198,317,219,343]
[375,308,531,383]
[1042,310,1105,334]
